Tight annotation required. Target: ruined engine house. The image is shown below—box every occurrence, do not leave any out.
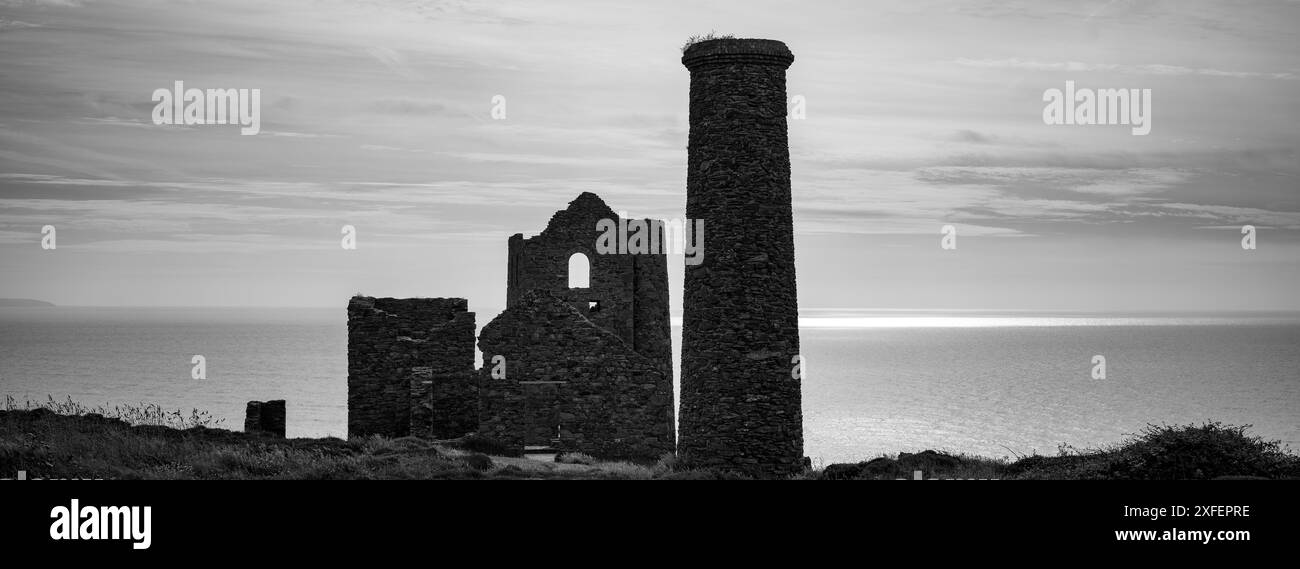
[348,193,674,460]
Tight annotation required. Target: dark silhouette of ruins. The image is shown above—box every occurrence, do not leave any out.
[480,193,674,458]
[347,297,477,439]
[348,193,674,460]
[244,399,286,438]
[346,37,803,475]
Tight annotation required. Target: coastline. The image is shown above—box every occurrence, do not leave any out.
[4,407,1295,480]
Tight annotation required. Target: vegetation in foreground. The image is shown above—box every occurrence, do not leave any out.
[822,422,1300,480]
[1,398,1296,480]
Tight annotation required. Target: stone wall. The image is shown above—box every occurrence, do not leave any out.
[631,242,673,379]
[679,38,805,476]
[244,399,286,438]
[345,191,673,454]
[347,296,476,439]
[505,192,671,375]
[478,290,674,460]
[410,366,480,440]
[522,382,561,446]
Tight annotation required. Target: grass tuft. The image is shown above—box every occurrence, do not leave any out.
[4,394,224,430]
[554,451,597,465]
[681,31,736,52]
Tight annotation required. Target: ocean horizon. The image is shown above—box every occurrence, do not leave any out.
[1,306,1296,465]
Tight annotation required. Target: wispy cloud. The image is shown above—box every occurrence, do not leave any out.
[954,58,1298,80]
[1,0,1297,308]
[365,46,420,80]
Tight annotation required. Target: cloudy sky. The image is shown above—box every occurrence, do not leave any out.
[1,0,1297,315]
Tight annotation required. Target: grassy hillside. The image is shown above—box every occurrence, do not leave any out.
[2,399,1296,480]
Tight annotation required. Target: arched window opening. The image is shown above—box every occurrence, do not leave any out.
[568,252,590,288]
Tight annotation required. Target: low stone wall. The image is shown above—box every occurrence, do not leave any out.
[244,400,286,438]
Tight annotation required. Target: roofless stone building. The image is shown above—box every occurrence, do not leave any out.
[347,193,673,460]
[479,193,674,459]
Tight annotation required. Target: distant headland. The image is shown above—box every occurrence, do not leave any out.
[0,299,55,307]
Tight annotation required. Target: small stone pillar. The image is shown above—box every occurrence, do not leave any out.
[244,399,286,438]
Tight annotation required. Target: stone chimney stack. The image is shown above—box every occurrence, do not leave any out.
[679,38,804,476]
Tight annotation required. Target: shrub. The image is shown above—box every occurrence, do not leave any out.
[460,453,494,471]
[1003,422,1300,480]
[554,451,597,465]
[652,452,677,475]
[1106,422,1300,480]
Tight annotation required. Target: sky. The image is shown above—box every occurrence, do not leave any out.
[0,0,1297,316]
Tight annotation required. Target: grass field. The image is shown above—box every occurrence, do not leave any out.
[3,398,1296,480]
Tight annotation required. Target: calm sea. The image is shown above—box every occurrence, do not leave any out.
[1,307,1297,465]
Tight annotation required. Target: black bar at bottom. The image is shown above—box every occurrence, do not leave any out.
[0,480,1289,559]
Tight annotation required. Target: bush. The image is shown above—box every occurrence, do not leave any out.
[1106,422,1300,480]
[652,452,677,475]
[459,453,494,471]
[1004,422,1300,480]
[554,452,597,465]
[821,451,1003,480]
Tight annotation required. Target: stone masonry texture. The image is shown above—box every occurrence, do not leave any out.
[488,192,673,458]
[244,399,286,438]
[679,38,805,476]
[345,191,671,457]
[347,296,476,439]
[478,289,674,460]
[506,192,672,377]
